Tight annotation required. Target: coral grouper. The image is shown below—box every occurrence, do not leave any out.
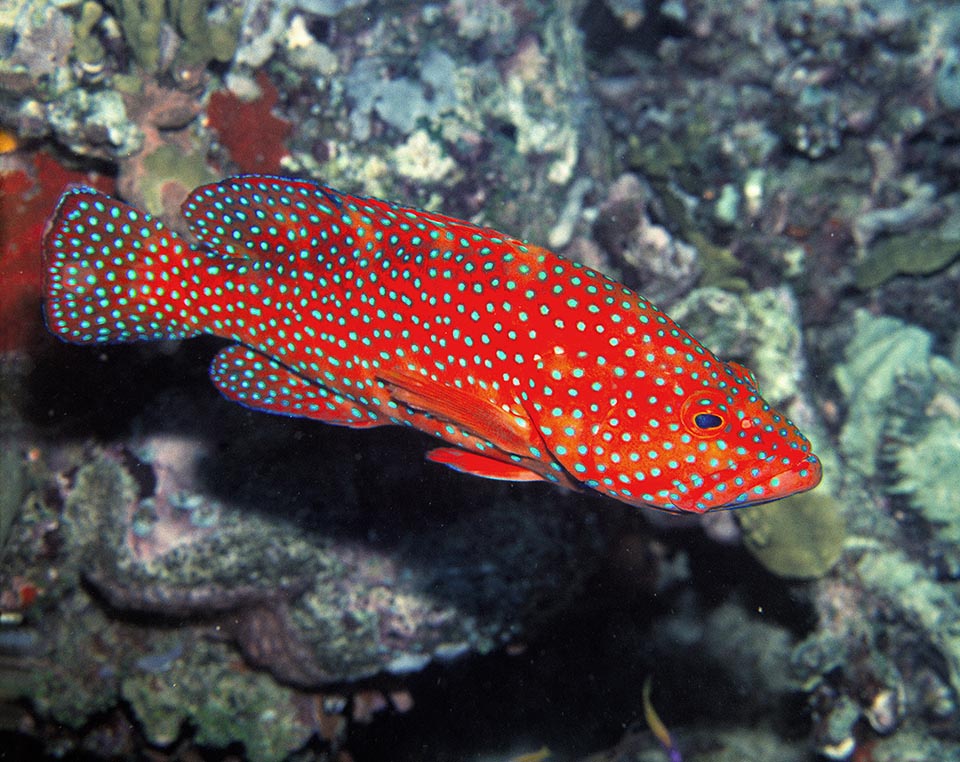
[42,175,822,513]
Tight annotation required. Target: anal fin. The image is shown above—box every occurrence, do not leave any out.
[427,448,546,482]
[210,345,383,427]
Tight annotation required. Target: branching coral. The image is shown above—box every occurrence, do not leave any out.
[100,0,242,72]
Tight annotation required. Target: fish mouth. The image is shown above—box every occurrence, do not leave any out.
[665,453,823,514]
[760,454,823,501]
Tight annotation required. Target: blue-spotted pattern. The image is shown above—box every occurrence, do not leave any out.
[42,175,822,513]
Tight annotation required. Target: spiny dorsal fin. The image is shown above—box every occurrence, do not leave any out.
[180,175,529,266]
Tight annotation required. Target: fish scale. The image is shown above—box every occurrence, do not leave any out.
[42,174,822,513]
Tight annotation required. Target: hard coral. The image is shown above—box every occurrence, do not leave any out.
[0,151,114,353]
[110,78,219,223]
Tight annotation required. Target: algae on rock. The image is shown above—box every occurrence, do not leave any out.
[855,229,960,289]
[121,639,317,762]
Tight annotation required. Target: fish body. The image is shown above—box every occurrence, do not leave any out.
[42,175,821,513]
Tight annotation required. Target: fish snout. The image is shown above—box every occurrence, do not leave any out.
[769,453,823,497]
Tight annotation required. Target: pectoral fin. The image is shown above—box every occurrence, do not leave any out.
[378,366,536,456]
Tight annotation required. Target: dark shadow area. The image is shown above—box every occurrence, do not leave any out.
[348,535,815,762]
[579,0,689,59]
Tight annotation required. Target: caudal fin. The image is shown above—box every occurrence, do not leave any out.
[42,187,204,345]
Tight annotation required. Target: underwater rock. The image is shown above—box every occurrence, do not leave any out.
[46,87,142,158]
[10,382,612,693]
[121,639,323,762]
[669,285,807,406]
[344,49,459,141]
[1,369,614,757]
[591,174,700,305]
[0,0,74,97]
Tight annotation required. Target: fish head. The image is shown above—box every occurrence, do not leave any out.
[530,336,822,514]
[650,361,823,513]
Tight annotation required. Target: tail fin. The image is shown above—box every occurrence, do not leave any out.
[42,187,204,345]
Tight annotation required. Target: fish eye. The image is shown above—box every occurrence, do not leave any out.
[693,412,723,429]
[680,390,729,437]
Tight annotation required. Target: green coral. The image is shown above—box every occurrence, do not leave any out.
[101,0,242,72]
[72,1,105,69]
[738,490,845,579]
[834,311,933,476]
[141,144,218,215]
[854,228,960,290]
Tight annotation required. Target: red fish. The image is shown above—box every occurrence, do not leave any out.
[42,175,821,513]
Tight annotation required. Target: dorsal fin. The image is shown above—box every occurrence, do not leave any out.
[180,174,529,265]
[180,175,348,262]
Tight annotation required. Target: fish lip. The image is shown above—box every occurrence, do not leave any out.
[669,452,823,514]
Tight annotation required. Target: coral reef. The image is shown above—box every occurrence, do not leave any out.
[0,359,615,756]
[833,311,933,478]
[797,307,960,758]
[590,173,701,305]
[6,0,960,757]
[668,286,808,407]
[891,417,960,542]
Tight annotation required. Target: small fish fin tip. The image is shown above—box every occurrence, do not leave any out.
[427,447,546,482]
[642,675,682,762]
[42,188,201,345]
[210,345,384,427]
